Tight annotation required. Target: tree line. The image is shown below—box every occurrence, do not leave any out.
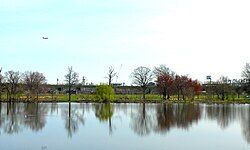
[131,63,250,101]
[0,69,46,101]
[130,65,202,101]
[0,63,249,101]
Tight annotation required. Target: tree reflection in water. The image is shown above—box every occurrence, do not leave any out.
[0,102,4,132]
[173,104,201,129]
[0,103,250,144]
[3,103,23,134]
[154,104,174,133]
[94,103,114,134]
[62,102,85,138]
[0,102,49,134]
[23,103,48,131]
[50,102,59,115]
[130,103,153,136]
[204,104,250,144]
[205,104,237,129]
[240,105,250,143]
[130,103,202,136]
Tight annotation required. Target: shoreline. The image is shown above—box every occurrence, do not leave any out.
[1,99,250,104]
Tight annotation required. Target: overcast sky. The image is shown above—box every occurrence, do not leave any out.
[1,0,249,84]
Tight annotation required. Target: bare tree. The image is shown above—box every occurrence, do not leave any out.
[65,66,79,101]
[242,63,250,95]
[214,76,232,100]
[33,72,46,100]
[153,64,174,77]
[23,71,35,100]
[130,66,153,100]
[106,66,117,86]
[23,71,47,100]
[242,63,250,80]
[5,71,21,101]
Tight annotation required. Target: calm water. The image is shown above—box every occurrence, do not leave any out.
[0,102,250,150]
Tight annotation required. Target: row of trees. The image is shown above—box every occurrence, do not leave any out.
[0,66,80,101]
[0,62,249,101]
[204,63,250,100]
[130,63,250,101]
[130,65,202,100]
[205,76,250,100]
[0,69,46,101]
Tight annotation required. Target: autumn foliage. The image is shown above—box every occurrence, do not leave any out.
[155,72,202,101]
[156,74,174,100]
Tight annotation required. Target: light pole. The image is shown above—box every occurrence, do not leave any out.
[206,75,212,100]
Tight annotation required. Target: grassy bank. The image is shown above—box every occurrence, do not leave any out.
[0,93,250,104]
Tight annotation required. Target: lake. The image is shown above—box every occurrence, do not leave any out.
[0,102,250,150]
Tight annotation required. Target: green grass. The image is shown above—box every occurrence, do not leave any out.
[0,93,249,103]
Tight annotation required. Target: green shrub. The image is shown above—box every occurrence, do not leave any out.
[95,84,115,102]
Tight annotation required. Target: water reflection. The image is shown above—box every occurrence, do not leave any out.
[154,104,201,134]
[0,103,48,134]
[61,102,85,138]
[23,103,48,131]
[130,103,153,136]
[205,104,238,129]
[240,106,250,143]
[0,102,250,144]
[94,103,114,134]
[7,103,25,134]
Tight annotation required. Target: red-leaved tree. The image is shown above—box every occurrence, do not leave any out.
[156,74,174,100]
[154,65,175,100]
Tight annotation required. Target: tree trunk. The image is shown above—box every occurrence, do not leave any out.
[69,93,71,102]
[167,93,170,100]
[109,78,111,86]
[222,93,225,100]
[162,88,167,100]
[142,92,146,100]
[181,89,185,101]
[177,90,180,100]
[68,85,71,102]
[142,87,146,100]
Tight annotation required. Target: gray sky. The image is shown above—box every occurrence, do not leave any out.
[1,0,249,84]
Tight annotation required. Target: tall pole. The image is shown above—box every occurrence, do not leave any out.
[207,75,212,100]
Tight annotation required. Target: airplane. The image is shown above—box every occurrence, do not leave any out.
[42,37,48,39]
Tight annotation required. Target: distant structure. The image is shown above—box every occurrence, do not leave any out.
[82,76,86,85]
[42,37,48,39]
[206,75,212,83]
